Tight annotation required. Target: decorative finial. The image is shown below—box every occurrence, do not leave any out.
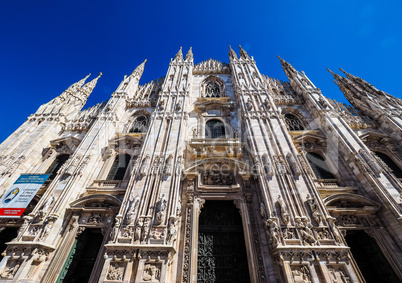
[238,45,250,59]
[185,47,193,61]
[174,47,183,61]
[229,45,237,60]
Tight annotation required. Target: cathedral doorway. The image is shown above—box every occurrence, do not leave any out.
[57,229,104,283]
[345,230,399,283]
[197,200,250,283]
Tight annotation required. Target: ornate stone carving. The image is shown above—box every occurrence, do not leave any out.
[87,212,104,224]
[134,217,143,243]
[287,152,301,176]
[201,171,234,186]
[155,194,167,225]
[166,217,179,244]
[106,262,124,281]
[296,218,317,246]
[328,266,350,283]
[306,194,323,226]
[142,263,161,282]
[263,218,280,248]
[0,259,22,279]
[37,195,54,221]
[193,59,230,75]
[141,217,152,243]
[163,155,173,176]
[327,217,343,245]
[291,265,312,283]
[277,195,290,225]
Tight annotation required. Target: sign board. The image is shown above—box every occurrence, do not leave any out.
[0,174,49,218]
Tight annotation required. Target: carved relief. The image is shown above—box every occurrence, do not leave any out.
[291,265,312,283]
[296,218,317,246]
[0,259,22,279]
[106,262,124,281]
[142,263,161,282]
[327,266,350,283]
[263,218,280,248]
[201,171,234,186]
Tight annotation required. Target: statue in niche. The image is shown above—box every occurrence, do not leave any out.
[306,194,322,226]
[127,196,140,225]
[260,202,267,219]
[277,195,290,225]
[141,217,151,243]
[134,217,143,243]
[264,218,280,247]
[167,217,179,243]
[155,195,167,225]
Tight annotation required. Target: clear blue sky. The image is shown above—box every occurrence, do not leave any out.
[0,1,401,142]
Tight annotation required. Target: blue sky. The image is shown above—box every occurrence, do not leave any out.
[0,1,401,142]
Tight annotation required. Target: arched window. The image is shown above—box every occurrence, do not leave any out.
[306,152,335,179]
[106,154,131,180]
[374,152,402,178]
[130,115,149,133]
[284,113,304,131]
[205,119,225,139]
[46,154,70,180]
[205,82,221,98]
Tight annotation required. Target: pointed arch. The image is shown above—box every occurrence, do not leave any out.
[128,110,150,133]
[69,194,122,208]
[324,193,380,210]
[282,107,308,131]
[200,75,226,98]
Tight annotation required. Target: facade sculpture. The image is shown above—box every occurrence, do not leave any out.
[0,46,401,282]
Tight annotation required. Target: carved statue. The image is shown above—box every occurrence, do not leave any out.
[0,260,21,279]
[328,217,343,244]
[141,217,151,243]
[167,217,179,243]
[155,195,167,225]
[264,218,280,247]
[277,195,290,225]
[306,194,323,226]
[260,202,267,219]
[127,196,140,224]
[37,195,54,221]
[297,218,317,246]
[134,217,143,243]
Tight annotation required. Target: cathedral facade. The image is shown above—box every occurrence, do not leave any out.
[0,46,401,282]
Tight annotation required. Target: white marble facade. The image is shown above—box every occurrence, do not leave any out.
[0,46,401,282]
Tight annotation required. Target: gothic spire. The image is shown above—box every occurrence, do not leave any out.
[239,45,250,60]
[131,59,147,78]
[173,46,183,61]
[64,73,91,95]
[229,45,238,60]
[76,73,91,88]
[185,47,193,61]
[277,56,299,78]
[81,72,102,97]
